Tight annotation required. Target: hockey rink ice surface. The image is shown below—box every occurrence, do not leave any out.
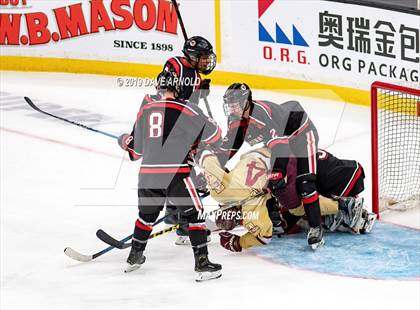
[1,71,419,310]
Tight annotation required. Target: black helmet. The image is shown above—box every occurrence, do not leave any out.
[156,70,181,98]
[183,36,216,75]
[223,83,252,120]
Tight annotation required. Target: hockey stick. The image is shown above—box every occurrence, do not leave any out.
[64,224,180,262]
[97,191,266,249]
[171,0,188,41]
[95,190,209,248]
[24,97,118,139]
[170,0,214,119]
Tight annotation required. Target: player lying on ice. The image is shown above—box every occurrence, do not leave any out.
[194,146,376,253]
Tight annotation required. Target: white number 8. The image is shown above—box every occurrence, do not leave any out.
[149,112,163,138]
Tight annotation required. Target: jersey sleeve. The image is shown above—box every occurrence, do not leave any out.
[125,94,156,161]
[252,104,290,176]
[215,119,247,166]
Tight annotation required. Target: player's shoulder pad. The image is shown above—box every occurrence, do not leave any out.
[253,100,274,119]
[281,100,304,112]
[181,99,207,116]
[141,94,158,106]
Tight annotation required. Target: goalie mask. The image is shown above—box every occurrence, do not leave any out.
[183,36,216,75]
[223,83,252,120]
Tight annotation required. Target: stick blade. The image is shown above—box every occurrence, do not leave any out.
[64,247,93,262]
[96,229,127,249]
[24,96,40,111]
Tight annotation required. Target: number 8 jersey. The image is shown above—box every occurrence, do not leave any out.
[124,94,222,188]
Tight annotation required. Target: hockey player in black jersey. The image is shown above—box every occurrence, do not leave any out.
[160,36,216,234]
[218,83,325,250]
[161,36,216,103]
[118,71,222,281]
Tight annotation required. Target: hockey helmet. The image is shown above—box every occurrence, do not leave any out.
[156,70,182,98]
[183,36,216,75]
[223,83,252,120]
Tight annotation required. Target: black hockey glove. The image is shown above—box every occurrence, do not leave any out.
[267,171,287,199]
[118,133,132,151]
[199,79,211,99]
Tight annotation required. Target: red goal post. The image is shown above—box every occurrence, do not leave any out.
[371,81,420,218]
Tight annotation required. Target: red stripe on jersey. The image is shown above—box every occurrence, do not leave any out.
[142,103,195,116]
[249,119,265,129]
[168,58,181,76]
[290,118,310,139]
[343,163,363,196]
[179,57,194,68]
[229,120,248,129]
[135,219,152,231]
[255,100,272,117]
[206,128,222,145]
[267,139,289,148]
[144,94,153,103]
[127,148,141,160]
[184,177,203,211]
[302,193,319,205]
[140,167,191,174]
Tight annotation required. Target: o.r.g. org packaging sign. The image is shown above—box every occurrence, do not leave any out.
[0,0,215,64]
[223,0,419,90]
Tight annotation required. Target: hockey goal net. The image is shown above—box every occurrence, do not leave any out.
[371,82,420,217]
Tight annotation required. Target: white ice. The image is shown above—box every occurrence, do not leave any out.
[1,71,419,310]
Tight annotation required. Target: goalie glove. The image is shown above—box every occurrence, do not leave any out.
[219,232,242,252]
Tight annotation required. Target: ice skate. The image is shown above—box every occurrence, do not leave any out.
[194,254,222,282]
[359,209,377,234]
[307,225,325,250]
[124,247,146,273]
[175,227,211,246]
[339,196,364,228]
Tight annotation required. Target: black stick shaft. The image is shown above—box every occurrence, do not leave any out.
[24,97,118,139]
[171,0,188,40]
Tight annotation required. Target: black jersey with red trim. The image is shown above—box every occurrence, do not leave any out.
[278,151,365,209]
[162,56,202,102]
[316,150,365,198]
[218,100,315,171]
[124,94,222,187]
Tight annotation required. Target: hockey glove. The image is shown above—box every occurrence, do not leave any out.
[199,79,211,99]
[219,232,242,252]
[267,171,287,199]
[118,133,132,151]
[215,206,241,231]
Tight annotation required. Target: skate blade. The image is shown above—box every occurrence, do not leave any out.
[124,263,142,273]
[175,236,191,246]
[195,270,222,282]
[362,214,376,233]
[310,238,325,250]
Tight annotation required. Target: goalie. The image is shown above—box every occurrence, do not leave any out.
[197,147,376,252]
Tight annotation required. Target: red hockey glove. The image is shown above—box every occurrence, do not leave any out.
[219,232,242,252]
[267,171,286,199]
[118,134,132,151]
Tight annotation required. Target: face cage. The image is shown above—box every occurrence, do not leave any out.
[223,99,246,120]
[188,53,216,75]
